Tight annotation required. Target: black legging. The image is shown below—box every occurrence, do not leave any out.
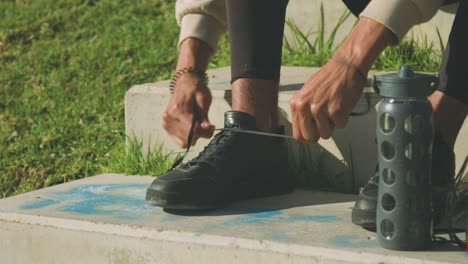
[438,1,468,104]
[226,0,289,83]
[227,0,468,105]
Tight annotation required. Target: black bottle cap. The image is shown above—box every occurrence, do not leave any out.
[373,65,438,98]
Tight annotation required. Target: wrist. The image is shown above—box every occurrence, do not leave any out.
[332,17,395,74]
[329,57,367,82]
[176,38,213,71]
[170,67,209,94]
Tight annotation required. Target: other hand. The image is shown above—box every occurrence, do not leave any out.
[289,59,366,143]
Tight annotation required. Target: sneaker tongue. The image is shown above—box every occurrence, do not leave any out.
[224,111,257,129]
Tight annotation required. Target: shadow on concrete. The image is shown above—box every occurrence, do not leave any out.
[278,108,356,193]
[164,190,356,216]
[276,93,381,193]
[430,233,467,252]
[354,227,467,252]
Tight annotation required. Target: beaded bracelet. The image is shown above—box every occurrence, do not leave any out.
[169,67,209,94]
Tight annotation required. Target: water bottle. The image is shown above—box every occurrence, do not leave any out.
[374,65,438,250]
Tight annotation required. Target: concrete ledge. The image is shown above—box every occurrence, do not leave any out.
[125,67,381,192]
[125,66,468,192]
[0,215,461,264]
[1,174,465,263]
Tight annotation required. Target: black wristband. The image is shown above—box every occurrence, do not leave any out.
[169,67,209,94]
[329,58,367,82]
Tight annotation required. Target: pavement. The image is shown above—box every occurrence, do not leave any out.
[1,174,466,263]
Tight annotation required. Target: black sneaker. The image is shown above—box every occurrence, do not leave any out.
[145,111,294,210]
[351,167,379,230]
[351,132,455,230]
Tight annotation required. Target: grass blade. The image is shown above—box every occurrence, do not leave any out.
[316,3,325,50]
[436,27,445,54]
[325,9,351,50]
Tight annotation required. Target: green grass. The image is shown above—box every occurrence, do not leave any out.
[0,0,181,197]
[282,6,443,71]
[282,5,352,67]
[99,137,173,176]
[0,1,445,197]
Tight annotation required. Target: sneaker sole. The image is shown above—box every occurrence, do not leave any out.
[145,188,224,210]
[351,207,376,230]
[146,184,294,211]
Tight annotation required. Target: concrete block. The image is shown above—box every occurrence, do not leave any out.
[126,67,378,192]
[125,66,468,193]
[0,174,465,264]
[285,0,456,47]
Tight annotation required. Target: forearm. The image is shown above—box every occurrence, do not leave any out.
[332,17,395,74]
[176,38,213,72]
[359,0,444,41]
[176,0,227,51]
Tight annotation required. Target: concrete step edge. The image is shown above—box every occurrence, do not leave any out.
[0,212,453,264]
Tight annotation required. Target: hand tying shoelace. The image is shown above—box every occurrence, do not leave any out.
[168,110,199,170]
[168,92,374,171]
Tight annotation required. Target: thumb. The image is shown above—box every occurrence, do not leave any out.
[195,90,213,126]
[194,92,215,138]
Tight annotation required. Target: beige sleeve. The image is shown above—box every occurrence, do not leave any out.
[175,0,227,51]
[360,0,445,42]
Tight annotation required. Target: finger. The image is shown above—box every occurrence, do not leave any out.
[193,111,214,138]
[188,108,213,140]
[163,110,196,148]
[311,104,334,139]
[194,94,214,139]
[175,136,188,149]
[193,121,214,139]
[195,89,212,122]
[165,124,189,148]
[193,122,214,139]
[169,125,191,148]
[328,105,349,128]
[165,104,196,132]
[290,99,304,142]
[292,114,303,142]
[200,121,215,137]
[201,121,215,130]
[298,107,319,143]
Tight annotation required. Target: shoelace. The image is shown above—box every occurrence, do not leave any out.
[168,111,198,171]
[168,111,238,171]
[188,126,237,167]
[433,155,468,249]
[364,167,379,189]
[169,92,374,171]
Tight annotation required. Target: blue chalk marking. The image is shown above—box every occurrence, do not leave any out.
[223,210,340,227]
[328,234,378,248]
[20,184,160,220]
[20,198,57,210]
[281,215,340,223]
[192,210,339,242]
[238,210,283,224]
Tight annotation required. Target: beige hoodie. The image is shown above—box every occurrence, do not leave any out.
[176,0,446,50]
